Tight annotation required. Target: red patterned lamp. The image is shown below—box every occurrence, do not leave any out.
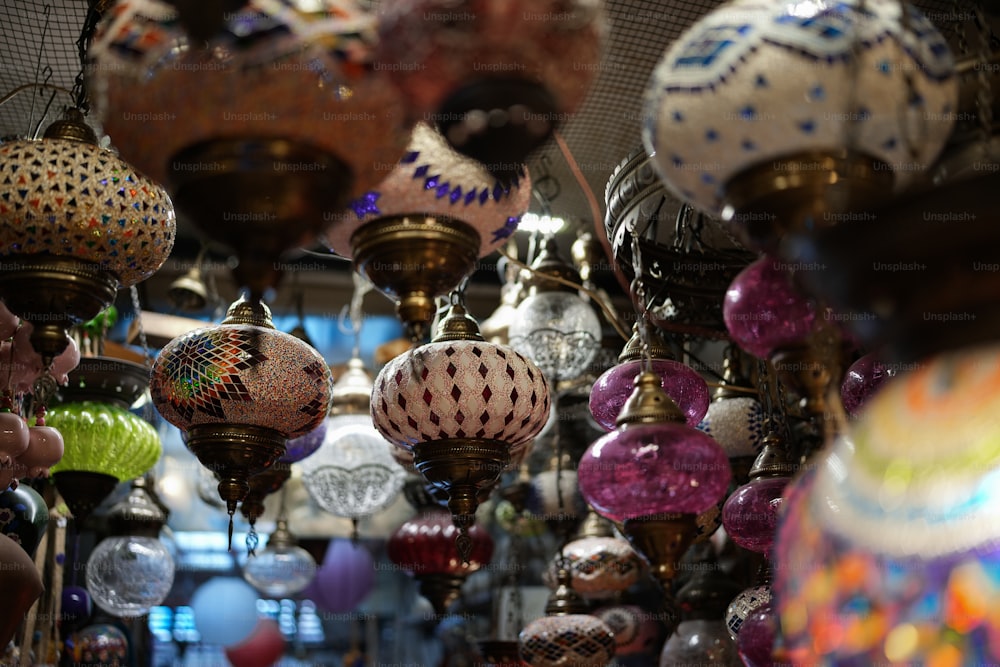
[0,110,175,368]
[150,296,332,543]
[372,302,549,560]
[387,503,494,616]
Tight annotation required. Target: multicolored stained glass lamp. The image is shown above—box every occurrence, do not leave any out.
[518,563,616,667]
[372,302,549,561]
[590,323,710,430]
[544,509,644,601]
[387,504,494,616]
[326,123,531,341]
[578,371,731,592]
[376,0,605,177]
[0,110,175,365]
[88,0,409,300]
[642,0,957,252]
[150,297,333,544]
[773,342,1000,665]
[299,357,406,536]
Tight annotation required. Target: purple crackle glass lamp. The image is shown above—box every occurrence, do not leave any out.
[578,370,731,592]
[737,600,777,667]
[590,323,710,430]
[722,428,796,557]
[840,351,901,418]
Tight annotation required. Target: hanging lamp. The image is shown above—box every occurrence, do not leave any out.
[372,301,549,560]
[150,296,333,544]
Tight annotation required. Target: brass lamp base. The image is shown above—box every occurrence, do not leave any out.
[185,423,286,547]
[351,215,481,341]
[619,513,698,592]
[58,357,149,410]
[413,438,509,563]
[722,150,893,253]
[0,256,117,361]
[168,138,352,301]
[416,573,466,618]
[239,461,292,525]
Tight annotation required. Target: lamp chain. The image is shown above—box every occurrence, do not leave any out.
[130,285,152,369]
[629,233,654,373]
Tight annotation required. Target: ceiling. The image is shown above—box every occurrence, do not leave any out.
[0,0,993,321]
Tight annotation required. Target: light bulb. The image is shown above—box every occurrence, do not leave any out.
[86,536,175,618]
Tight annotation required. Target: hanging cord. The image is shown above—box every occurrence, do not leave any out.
[129,286,152,369]
[629,234,655,374]
[72,1,104,113]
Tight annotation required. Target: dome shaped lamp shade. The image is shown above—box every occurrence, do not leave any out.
[642,0,957,252]
[150,297,333,542]
[331,123,532,341]
[578,371,731,591]
[773,342,1000,665]
[88,0,410,300]
[376,0,606,176]
[372,303,549,561]
[0,110,176,363]
[387,505,494,616]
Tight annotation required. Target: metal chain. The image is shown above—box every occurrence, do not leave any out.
[973,4,995,157]
[629,233,653,372]
[130,286,152,368]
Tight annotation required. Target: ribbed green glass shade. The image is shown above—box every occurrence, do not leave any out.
[46,402,161,481]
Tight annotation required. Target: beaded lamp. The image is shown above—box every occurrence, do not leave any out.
[544,510,644,601]
[518,564,616,667]
[376,0,605,176]
[150,297,333,544]
[0,110,175,364]
[773,342,1000,665]
[642,0,957,251]
[372,303,549,560]
[88,0,409,299]
[326,123,531,340]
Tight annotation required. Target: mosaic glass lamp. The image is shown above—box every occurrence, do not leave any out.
[643,0,957,251]
[519,563,616,667]
[544,510,644,601]
[773,342,1000,665]
[326,123,531,340]
[376,0,605,176]
[372,303,549,561]
[696,353,766,462]
[150,297,333,542]
[89,0,409,299]
[0,110,175,363]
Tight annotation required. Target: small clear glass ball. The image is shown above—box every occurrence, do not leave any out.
[243,544,317,598]
[509,291,603,382]
[86,536,175,617]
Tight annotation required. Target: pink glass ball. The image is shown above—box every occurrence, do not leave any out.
[578,423,731,522]
[723,257,817,359]
[590,360,710,430]
[721,476,788,555]
[840,352,899,417]
[737,600,776,667]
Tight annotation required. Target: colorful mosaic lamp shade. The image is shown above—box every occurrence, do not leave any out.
[0,111,175,363]
[387,505,494,616]
[518,565,616,667]
[372,303,549,560]
[773,342,1000,665]
[149,297,333,539]
[578,371,731,591]
[544,530,644,601]
[327,123,531,340]
[376,0,605,177]
[642,0,957,251]
[88,0,409,299]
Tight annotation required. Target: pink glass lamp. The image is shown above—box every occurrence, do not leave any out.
[590,324,710,430]
[372,303,549,560]
[578,370,731,591]
[840,351,900,417]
